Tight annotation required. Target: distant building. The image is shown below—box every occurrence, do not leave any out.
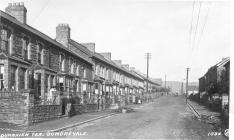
[152,78,162,86]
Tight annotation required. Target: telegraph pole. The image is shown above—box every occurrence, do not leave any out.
[165,75,167,95]
[181,82,183,95]
[186,68,190,104]
[145,53,151,102]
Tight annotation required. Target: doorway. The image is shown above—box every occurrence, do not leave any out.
[36,73,41,97]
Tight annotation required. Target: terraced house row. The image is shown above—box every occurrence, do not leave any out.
[0,3,160,125]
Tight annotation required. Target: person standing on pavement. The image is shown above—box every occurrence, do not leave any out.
[66,94,73,117]
[48,86,56,104]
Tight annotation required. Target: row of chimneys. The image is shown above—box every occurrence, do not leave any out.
[4,2,135,72]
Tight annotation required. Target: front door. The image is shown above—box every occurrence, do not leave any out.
[62,98,66,115]
[36,73,41,98]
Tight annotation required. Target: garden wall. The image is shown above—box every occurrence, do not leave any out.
[29,105,62,124]
[72,104,98,115]
[0,90,34,126]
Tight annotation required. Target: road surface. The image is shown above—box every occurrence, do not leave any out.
[60,95,227,139]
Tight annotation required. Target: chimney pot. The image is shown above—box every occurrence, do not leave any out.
[5,2,27,24]
[56,23,71,48]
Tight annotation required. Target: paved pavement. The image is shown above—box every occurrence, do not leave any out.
[0,96,228,139]
[0,109,118,133]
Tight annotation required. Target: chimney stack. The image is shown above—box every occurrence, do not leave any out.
[122,64,129,71]
[56,23,71,48]
[82,43,95,53]
[5,2,27,24]
[100,52,111,61]
[130,67,135,71]
[113,60,122,66]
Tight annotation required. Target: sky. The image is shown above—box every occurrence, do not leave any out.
[0,0,230,82]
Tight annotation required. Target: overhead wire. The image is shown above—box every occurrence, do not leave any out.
[187,1,203,68]
[196,1,212,50]
[189,0,196,49]
[191,1,202,51]
[186,1,212,81]
[31,0,51,25]
[186,0,197,67]
[189,1,212,66]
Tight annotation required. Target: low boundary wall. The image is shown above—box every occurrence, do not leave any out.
[72,104,98,114]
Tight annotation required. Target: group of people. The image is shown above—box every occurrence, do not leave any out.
[47,86,57,104]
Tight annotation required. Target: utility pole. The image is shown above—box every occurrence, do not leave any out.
[186,68,190,104]
[165,75,167,95]
[145,53,151,102]
[181,82,183,95]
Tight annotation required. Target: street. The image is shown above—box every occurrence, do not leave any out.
[0,1,229,140]
[58,96,226,139]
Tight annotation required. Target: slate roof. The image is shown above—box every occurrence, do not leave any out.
[93,52,144,81]
[68,39,92,57]
[215,57,230,67]
[68,39,144,81]
[0,10,148,81]
[0,10,92,65]
[132,70,160,86]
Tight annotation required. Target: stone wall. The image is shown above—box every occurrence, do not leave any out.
[86,104,98,112]
[0,90,33,126]
[0,90,62,126]
[29,105,62,124]
[73,104,85,114]
[72,104,98,115]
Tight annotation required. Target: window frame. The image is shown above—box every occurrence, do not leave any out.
[0,29,8,53]
[59,53,65,71]
[76,64,80,76]
[10,65,17,91]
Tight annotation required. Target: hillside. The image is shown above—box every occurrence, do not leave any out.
[162,81,198,94]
